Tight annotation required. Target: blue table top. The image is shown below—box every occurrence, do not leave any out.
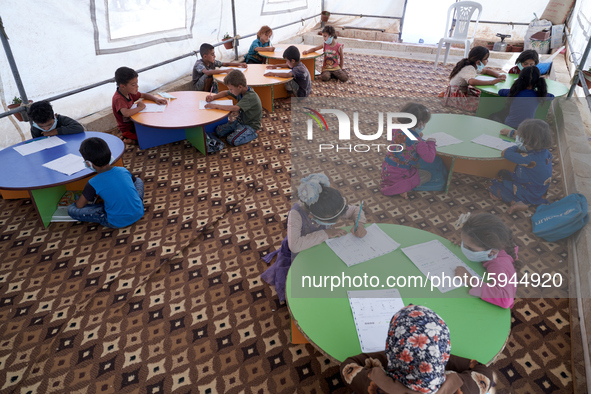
[0,132,125,190]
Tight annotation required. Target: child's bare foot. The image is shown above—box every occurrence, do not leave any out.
[400,192,408,199]
[507,201,528,214]
[489,191,501,201]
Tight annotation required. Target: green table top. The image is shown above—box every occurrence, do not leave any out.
[423,114,514,159]
[474,73,569,97]
[286,224,511,363]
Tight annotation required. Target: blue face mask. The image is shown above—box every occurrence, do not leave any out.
[517,63,524,71]
[515,135,527,151]
[325,36,334,45]
[476,62,485,73]
[313,218,336,226]
[84,160,96,172]
[461,241,496,262]
[33,117,57,132]
[414,125,424,134]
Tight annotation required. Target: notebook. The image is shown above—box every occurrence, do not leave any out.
[348,289,405,353]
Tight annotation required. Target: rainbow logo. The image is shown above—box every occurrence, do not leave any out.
[303,107,328,131]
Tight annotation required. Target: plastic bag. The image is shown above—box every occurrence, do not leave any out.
[524,16,552,51]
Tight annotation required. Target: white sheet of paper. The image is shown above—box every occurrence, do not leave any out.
[264,68,292,75]
[401,240,481,293]
[139,103,167,113]
[217,67,246,73]
[471,134,516,151]
[474,75,497,82]
[199,100,233,110]
[348,289,405,353]
[130,103,138,109]
[157,91,176,99]
[426,132,463,148]
[13,136,67,156]
[42,153,87,176]
[274,47,283,52]
[325,223,401,267]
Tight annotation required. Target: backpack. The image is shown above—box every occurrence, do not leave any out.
[531,193,589,242]
[206,133,225,154]
[414,156,448,192]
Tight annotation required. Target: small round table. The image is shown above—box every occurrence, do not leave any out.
[423,114,516,194]
[0,132,125,228]
[474,73,568,120]
[286,224,511,363]
[131,91,230,153]
[214,64,293,113]
[259,44,323,81]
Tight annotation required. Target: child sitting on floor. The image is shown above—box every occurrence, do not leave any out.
[443,46,505,112]
[303,25,348,82]
[204,69,262,148]
[112,67,167,145]
[489,119,553,214]
[380,103,437,199]
[245,25,275,64]
[28,100,84,139]
[68,137,145,228]
[261,173,366,301]
[492,66,554,129]
[192,43,247,93]
[341,305,495,393]
[508,49,539,74]
[265,45,311,102]
[454,212,518,309]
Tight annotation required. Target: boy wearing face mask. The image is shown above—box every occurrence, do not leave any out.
[67,137,144,228]
[303,25,348,82]
[28,100,84,139]
[489,119,553,214]
[454,213,517,309]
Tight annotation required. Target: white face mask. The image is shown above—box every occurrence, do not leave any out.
[33,116,58,132]
[476,62,485,72]
[461,241,497,262]
[84,160,96,172]
[325,36,334,45]
[515,135,527,151]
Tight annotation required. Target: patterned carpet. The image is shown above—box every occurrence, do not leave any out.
[0,54,573,393]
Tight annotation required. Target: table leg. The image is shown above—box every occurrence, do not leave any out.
[135,123,187,150]
[30,185,67,228]
[302,58,316,81]
[444,157,455,195]
[252,85,274,112]
[185,126,207,156]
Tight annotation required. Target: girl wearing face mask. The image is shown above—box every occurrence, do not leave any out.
[488,119,553,214]
[260,173,366,302]
[380,102,437,199]
[303,25,348,82]
[454,213,518,309]
[443,46,505,112]
[508,49,539,74]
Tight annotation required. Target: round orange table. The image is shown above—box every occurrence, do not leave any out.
[259,44,323,81]
[213,64,293,112]
[131,91,229,153]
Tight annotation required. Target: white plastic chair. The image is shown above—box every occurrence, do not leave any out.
[433,1,483,70]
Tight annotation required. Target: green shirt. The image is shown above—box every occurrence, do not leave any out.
[230,88,262,131]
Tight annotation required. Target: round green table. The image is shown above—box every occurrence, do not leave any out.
[474,73,567,120]
[422,114,516,193]
[286,224,511,364]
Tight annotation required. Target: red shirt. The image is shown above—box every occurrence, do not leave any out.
[508,65,520,74]
[112,89,142,136]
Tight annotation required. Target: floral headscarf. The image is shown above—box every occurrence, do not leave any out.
[385,305,451,393]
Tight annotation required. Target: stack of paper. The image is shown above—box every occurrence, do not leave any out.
[425,132,463,148]
[325,223,400,267]
[401,239,481,293]
[264,68,292,76]
[139,103,167,113]
[157,92,177,100]
[13,136,66,156]
[42,153,87,176]
[199,100,233,110]
[471,134,516,151]
[348,289,405,353]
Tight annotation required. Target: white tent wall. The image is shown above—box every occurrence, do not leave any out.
[0,0,321,149]
[566,0,591,75]
[322,0,405,34]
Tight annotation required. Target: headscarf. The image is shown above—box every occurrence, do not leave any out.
[385,305,451,393]
[297,173,330,206]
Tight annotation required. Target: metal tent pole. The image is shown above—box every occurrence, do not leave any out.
[231,0,238,61]
[0,16,29,119]
[568,36,591,98]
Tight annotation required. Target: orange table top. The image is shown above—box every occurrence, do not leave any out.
[131,91,229,129]
[213,64,293,87]
[259,44,323,60]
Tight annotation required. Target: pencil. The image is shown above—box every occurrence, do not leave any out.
[354,200,364,233]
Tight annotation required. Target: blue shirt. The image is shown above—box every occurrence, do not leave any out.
[245,38,270,63]
[498,88,554,129]
[83,167,144,228]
